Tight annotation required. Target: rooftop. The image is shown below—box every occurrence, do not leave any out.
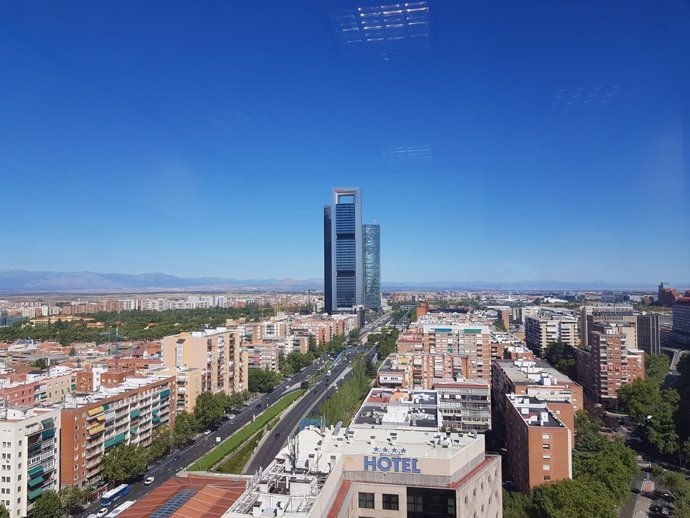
[506,395,567,428]
[353,389,439,429]
[494,358,577,386]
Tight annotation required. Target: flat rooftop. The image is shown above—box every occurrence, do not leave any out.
[353,389,439,429]
[494,359,577,386]
[507,395,566,428]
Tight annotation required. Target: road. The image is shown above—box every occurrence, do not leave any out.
[244,352,359,474]
[77,361,323,517]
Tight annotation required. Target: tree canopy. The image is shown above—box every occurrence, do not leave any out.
[100,443,149,484]
[248,368,281,393]
[28,491,63,518]
[542,341,577,379]
[193,392,226,430]
[173,411,199,447]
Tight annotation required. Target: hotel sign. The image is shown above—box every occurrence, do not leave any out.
[364,456,421,473]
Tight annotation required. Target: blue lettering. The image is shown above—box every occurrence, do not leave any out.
[401,458,411,472]
[364,456,376,471]
[410,458,421,474]
[391,457,401,472]
[378,457,392,471]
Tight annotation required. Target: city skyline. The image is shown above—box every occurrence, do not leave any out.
[1,1,689,282]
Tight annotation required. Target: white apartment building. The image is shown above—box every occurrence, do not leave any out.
[0,407,61,518]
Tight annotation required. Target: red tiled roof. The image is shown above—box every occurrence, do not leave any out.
[119,475,246,518]
[326,480,351,518]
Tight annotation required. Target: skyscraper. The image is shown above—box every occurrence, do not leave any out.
[363,223,381,311]
[324,188,363,313]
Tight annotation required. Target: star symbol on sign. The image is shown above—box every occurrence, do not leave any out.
[399,448,407,454]
[382,447,388,453]
[373,446,379,453]
[390,448,397,454]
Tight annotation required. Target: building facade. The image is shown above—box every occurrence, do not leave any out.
[0,407,61,517]
[636,313,661,355]
[524,314,578,354]
[504,395,573,492]
[576,323,645,404]
[363,224,381,311]
[59,375,176,488]
[324,188,364,313]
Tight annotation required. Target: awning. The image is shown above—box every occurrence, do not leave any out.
[96,415,105,422]
[40,418,54,428]
[87,406,104,417]
[130,409,140,419]
[160,389,171,398]
[28,465,44,477]
[28,488,44,500]
[130,427,137,434]
[41,428,55,440]
[104,432,126,449]
[28,476,44,488]
[88,424,105,436]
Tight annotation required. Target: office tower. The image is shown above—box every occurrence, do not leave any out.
[672,297,690,347]
[637,313,661,355]
[324,188,363,313]
[323,206,333,314]
[363,223,381,311]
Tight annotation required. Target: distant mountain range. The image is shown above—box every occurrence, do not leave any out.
[0,269,669,295]
[0,270,322,294]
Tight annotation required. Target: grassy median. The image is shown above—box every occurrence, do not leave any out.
[189,389,305,472]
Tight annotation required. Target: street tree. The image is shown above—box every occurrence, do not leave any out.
[193,392,225,430]
[173,412,198,447]
[28,491,63,518]
[59,486,88,516]
[100,443,149,484]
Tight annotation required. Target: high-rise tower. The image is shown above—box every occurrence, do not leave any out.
[324,188,363,313]
[363,224,381,311]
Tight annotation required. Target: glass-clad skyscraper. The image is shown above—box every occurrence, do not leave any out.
[324,188,363,313]
[363,224,381,311]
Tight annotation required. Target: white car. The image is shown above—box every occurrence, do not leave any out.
[87,514,98,518]
[96,509,109,518]
[144,476,155,485]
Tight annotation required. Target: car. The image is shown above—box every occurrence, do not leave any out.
[256,403,262,408]
[96,509,109,518]
[87,514,98,518]
[204,430,211,435]
[661,507,671,516]
[275,433,280,439]
[144,476,155,485]
[174,455,181,461]
[228,414,235,419]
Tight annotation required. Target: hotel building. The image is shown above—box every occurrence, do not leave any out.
[223,388,502,518]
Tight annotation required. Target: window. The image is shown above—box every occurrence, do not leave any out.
[543,465,550,471]
[407,495,423,513]
[542,444,550,450]
[358,493,374,509]
[542,433,550,440]
[544,475,551,481]
[382,494,399,510]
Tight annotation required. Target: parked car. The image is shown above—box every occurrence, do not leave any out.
[275,433,280,439]
[96,508,109,518]
[144,476,155,485]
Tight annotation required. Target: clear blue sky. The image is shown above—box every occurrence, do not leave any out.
[1,1,688,284]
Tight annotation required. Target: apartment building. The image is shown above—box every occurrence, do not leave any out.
[289,314,358,346]
[576,322,645,404]
[376,353,469,390]
[418,324,493,381]
[579,305,637,349]
[504,395,572,492]
[0,407,60,518]
[161,327,247,396]
[243,344,280,371]
[433,380,491,432]
[0,367,79,407]
[492,359,583,442]
[525,313,579,354]
[59,374,176,488]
